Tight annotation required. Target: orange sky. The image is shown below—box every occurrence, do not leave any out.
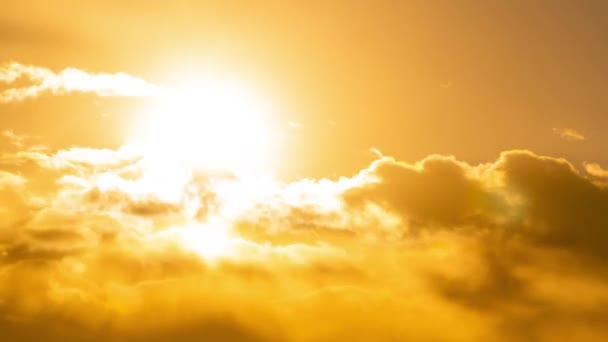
[1,1,608,341]
[3,1,608,178]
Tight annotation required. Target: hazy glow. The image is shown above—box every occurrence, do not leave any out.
[180,220,235,260]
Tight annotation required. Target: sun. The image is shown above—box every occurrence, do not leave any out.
[125,73,280,259]
[131,74,278,175]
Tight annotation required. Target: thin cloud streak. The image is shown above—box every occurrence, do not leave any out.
[0,62,159,103]
[553,127,585,142]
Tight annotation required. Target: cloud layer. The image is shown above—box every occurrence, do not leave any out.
[1,131,608,341]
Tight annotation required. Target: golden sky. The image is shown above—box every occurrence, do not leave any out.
[1,1,608,341]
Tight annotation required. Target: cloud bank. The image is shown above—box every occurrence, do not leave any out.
[1,133,608,341]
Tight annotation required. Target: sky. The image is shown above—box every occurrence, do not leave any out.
[1,1,608,341]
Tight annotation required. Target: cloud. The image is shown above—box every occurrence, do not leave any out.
[553,127,586,141]
[344,155,496,227]
[585,162,608,179]
[0,62,159,103]
[2,130,34,148]
[344,150,608,258]
[0,170,26,188]
[2,139,608,341]
[494,151,608,256]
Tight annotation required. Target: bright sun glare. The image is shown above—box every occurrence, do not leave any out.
[133,76,277,175]
[180,220,235,260]
[129,74,279,259]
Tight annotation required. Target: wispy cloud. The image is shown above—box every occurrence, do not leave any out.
[584,162,608,179]
[2,130,32,147]
[553,127,585,141]
[0,62,159,103]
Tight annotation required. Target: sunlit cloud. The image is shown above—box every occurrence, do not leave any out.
[2,130,34,148]
[584,162,608,179]
[0,62,159,103]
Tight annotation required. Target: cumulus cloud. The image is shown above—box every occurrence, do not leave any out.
[344,155,496,227]
[1,138,608,341]
[553,127,586,141]
[0,62,159,103]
